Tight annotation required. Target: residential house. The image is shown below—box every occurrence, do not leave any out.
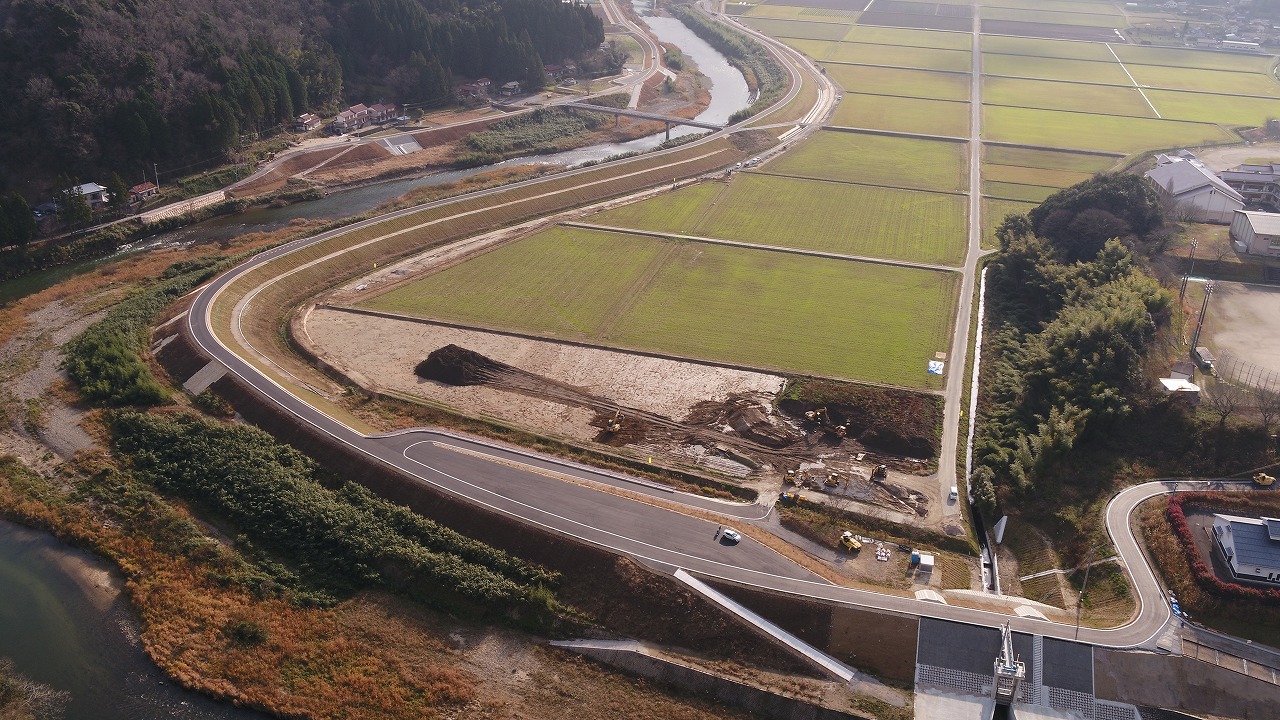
[369,103,398,123]
[1220,161,1280,210]
[563,61,578,76]
[128,182,158,203]
[71,182,110,208]
[1213,514,1280,585]
[293,113,322,132]
[1144,153,1244,223]
[499,81,521,96]
[331,104,372,134]
[1229,209,1280,256]
[455,83,487,101]
[544,64,565,79]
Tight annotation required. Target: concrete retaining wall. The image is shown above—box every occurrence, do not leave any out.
[554,641,871,720]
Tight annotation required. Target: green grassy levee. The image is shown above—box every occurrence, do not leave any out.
[361,226,960,388]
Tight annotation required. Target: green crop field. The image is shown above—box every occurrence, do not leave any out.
[980,35,1115,62]
[983,76,1155,117]
[980,6,1121,26]
[1124,64,1280,96]
[982,181,1057,203]
[982,198,1039,248]
[361,227,959,388]
[764,131,969,192]
[982,145,1118,173]
[830,94,970,137]
[841,25,973,50]
[982,163,1095,188]
[590,174,969,265]
[740,17,852,41]
[1112,45,1277,73]
[982,106,1237,153]
[823,64,970,101]
[982,54,1130,85]
[745,4,859,21]
[791,40,972,72]
[1145,90,1280,126]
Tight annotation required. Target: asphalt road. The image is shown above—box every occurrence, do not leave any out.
[180,4,1207,652]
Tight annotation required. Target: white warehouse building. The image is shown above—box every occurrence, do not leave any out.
[1145,153,1244,224]
[1229,210,1280,257]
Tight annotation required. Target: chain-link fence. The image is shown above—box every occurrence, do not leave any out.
[1216,350,1280,394]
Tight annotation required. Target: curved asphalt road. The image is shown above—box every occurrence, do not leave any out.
[180,8,1216,651]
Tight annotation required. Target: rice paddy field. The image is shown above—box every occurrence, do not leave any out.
[788,39,973,72]
[982,76,1154,117]
[589,174,969,265]
[740,17,853,41]
[361,226,959,388]
[763,131,969,191]
[822,64,971,101]
[829,94,970,136]
[982,105,1238,153]
[345,0,1280,393]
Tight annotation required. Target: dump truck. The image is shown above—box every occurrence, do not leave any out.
[1254,472,1276,487]
[839,531,862,551]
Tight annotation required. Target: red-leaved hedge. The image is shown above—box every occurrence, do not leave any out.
[1167,492,1280,603]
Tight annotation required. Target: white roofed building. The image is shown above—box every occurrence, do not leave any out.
[1229,209,1280,257]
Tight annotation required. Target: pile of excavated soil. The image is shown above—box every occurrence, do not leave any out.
[415,344,510,385]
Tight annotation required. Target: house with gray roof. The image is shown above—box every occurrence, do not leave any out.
[1229,209,1280,257]
[1212,513,1280,584]
[1145,153,1244,223]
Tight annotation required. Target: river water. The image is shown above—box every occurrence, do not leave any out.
[0,10,748,717]
[0,521,267,719]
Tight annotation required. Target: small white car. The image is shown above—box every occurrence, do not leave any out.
[949,486,959,501]
[721,528,742,544]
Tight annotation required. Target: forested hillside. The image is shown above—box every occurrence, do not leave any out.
[0,0,603,194]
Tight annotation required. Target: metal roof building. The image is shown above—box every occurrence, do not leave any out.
[1212,513,1280,585]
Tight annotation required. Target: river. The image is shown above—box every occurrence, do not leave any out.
[0,521,268,719]
[0,9,747,717]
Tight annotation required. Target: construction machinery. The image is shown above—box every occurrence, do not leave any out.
[839,531,862,551]
[871,464,888,482]
[1254,472,1276,487]
[804,407,849,439]
[825,472,843,488]
[604,410,623,434]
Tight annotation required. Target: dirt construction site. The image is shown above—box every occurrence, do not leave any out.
[297,228,953,535]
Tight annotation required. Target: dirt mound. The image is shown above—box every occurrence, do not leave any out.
[858,426,934,459]
[415,344,510,385]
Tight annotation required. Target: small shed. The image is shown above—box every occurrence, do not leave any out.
[918,553,935,572]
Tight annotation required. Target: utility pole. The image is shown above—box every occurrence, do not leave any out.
[1190,280,1215,350]
[1179,238,1198,302]
[154,162,160,191]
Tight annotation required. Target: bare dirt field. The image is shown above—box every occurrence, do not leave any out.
[300,306,786,442]
[1203,281,1280,379]
[1194,140,1280,172]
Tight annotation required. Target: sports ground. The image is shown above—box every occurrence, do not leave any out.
[360,0,1280,391]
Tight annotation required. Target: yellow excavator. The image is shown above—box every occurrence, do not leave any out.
[604,410,623,434]
[1254,472,1276,487]
[839,531,862,551]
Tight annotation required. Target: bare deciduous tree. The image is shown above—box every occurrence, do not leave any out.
[1206,378,1249,425]
[1257,386,1280,436]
